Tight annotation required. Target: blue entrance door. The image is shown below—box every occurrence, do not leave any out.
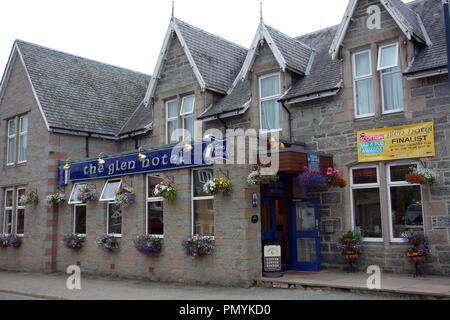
[290,198,321,271]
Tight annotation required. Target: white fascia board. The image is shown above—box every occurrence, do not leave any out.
[405,68,448,80]
[416,13,432,46]
[172,20,207,91]
[285,89,340,105]
[329,0,358,60]
[144,20,175,106]
[16,45,50,131]
[380,0,413,40]
[0,44,18,105]
[200,99,251,122]
[261,24,287,72]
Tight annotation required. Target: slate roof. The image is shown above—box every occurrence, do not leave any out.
[385,0,427,43]
[175,18,248,94]
[404,0,447,74]
[15,40,150,136]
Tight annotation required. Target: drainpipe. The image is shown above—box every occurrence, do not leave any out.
[134,137,139,150]
[281,102,292,143]
[217,114,228,135]
[85,134,90,158]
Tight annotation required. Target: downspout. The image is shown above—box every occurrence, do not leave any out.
[217,113,228,135]
[85,134,90,158]
[134,137,139,150]
[281,102,292,143]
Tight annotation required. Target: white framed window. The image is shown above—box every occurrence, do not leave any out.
[146,175,164,236]
[180,95,195,142]
[99,179,122,202]
[73,204,87,235]
[166,99,179,144]
[259,73,281,132]
[3,189,13,234]
[387,162,424,242]
[352,50,375,118]
[107,202,122,236]
[192,168,214,236]
[378,43,403,114]
[15,188,25,236]
[18,115,28,163]
[7,118,16,165]
[350,165,383,242]
[68,183,87,204]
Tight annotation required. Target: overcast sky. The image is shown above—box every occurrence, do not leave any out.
[0,0,415,76]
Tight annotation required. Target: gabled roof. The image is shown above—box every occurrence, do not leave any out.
[143,18,247,106]
[234,22,314,84]
[329,0,431,60]
[8,40,150,137]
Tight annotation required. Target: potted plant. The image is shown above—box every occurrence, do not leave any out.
[247,167,279,185]
[62,233,85,250]
[18,191,39,206]
[297,166,327,188]
[406,167,437,185]
[46,192,66,209]
[326,167,347,188]
[96,234,119,252]
[77,185,97,203]
[182,234,215,257]
[153,179,177,202]
[203,177,232,196]
[114,186,135,208]
[0,234,12,248]
[10,235,22,248]
[402,231,430,263]
[134,234,162,255]
[337,231,362,261]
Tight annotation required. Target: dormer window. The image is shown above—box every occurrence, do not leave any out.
[377,43,403,113]
[165,95,195,144]
[259,73,281,131]
[352,50,375,118]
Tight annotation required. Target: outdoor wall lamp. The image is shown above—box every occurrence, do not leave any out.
[63,158,73,171]
[183,144,193,152]
[98,152,106,166]
[138,147,147,162]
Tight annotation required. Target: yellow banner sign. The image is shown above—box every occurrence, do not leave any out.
[357,122,435,162]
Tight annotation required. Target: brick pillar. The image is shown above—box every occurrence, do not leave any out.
[44,206,58,272]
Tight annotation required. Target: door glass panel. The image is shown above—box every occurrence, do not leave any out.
[296,202,316,231]
[261,201,273,233]
[297,238,317,263]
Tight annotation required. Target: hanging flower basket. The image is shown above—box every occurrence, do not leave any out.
[406,167,437,185]
[77,185,97,203]
[247,167,279,185]
[96,234,119,252]
[62,233,85,250]
[325,167,347,188]
[10,235,22,248]
[114,186,135,208]
[18,191,39,206]
[134,234,162,255]
[154,179,177,202]
[46,193,65,209]
[203,177,232,196]
[337,231,362,258]
[0,234,12,248]
[182,234,214,257]
[298,167,327,188]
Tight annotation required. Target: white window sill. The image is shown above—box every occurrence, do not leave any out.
[146,234,164,238]
[362,238,383,243]
[382,109,403,115]
[259,128,282,134]
[354,114,375,120]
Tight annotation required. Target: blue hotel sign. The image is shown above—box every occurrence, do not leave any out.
[61,140,228,183]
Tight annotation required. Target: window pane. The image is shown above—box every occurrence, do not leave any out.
[147,201,164,235]
[3,210,12,234]
[69,183,86,203]
[194,199,214,236]
[297,238,317,263]
[19,116,28,133]
[355,51,371,77]
[180,95,194,115]
[167,100,178,118]
[379,45,398,69]
[101,180,121,201]
[74,205,86,234]
[5,190,13,207]
[193,169,214,197]
[7,137,15,164]
[108,203,122,234]
[168,119,179,143]
[390,164,416,182]
[8,119,15,136]
[261,75,280,98]
[390,186,423,238]
[261,99,281,130]
[352,168,378,184]
[353,188,382,238]
[184,115,194,141]
[16,209,25,234]
[17,189,25,206]
[18,135,27,162]
[382,70,403,111]
[148,176,163,198]
[355,78,374,116]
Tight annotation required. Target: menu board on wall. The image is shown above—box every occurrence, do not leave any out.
[357,122,436,162]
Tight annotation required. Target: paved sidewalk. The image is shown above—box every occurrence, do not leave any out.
[255,270,450,299]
